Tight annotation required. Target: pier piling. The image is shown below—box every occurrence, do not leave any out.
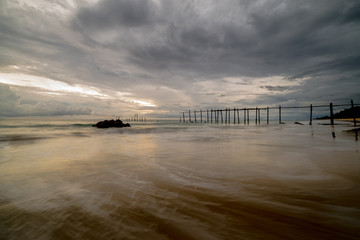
[279,106,282,124]
[180,100,358,127]
[225,108,228,124]
[237,108,240,124]
[330,103,334,125]
[229,108,231,124]
[234,108,236,124]
[244,108,246,125]
[255,108,258,125]
[258,108,261,124]
[351,100,356,126]
[247,109,250,124]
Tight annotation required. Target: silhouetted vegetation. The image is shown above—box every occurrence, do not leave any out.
[317,106,360,119]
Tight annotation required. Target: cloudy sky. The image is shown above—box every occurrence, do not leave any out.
[0,0,359,118]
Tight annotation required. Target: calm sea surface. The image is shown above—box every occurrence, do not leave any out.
[0,118,359,240]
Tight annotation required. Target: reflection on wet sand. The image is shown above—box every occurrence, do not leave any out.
[0,121,359,239]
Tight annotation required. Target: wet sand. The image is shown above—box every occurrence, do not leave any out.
[0,119,359,239]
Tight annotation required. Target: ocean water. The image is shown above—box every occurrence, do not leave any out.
[0,118,359,240]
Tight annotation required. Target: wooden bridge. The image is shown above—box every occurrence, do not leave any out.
[180,100,359,126]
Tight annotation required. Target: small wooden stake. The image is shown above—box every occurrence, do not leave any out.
[237,108,240,124]
[229,108,231,124]
[351,100,356,126]
[330,103,334,125]
[255,107,258,125]
[258,108,261,124]
[234,108,236,124]
[247,109,250,124]
[244,108,246,125]
[279,106,282,124]
[225,108,227,124]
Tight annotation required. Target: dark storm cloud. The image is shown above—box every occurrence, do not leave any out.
[260,86,290,92]
[1,0,360,117]
[74,0,158,29]
[78,0,355,82]
[290,56,360,79]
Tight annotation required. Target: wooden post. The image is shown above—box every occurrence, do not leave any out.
[351,100,356,126]
[221,110,223,123]
[229,108,231,124]
[267,107,269,124]
[183,112,185,123]
[194,110,197,123]
[237,108,240,124]
[330,103,334,125]
[207,109,209,123]
[258,108,261,124]
[247,109,250,124]
[225,108,228,124]
[228,108,231,123]
[225,108,227,124]
[200,110,203,123]
[255,107,258,124]
[211,109,213,123]
[279,105,282,124]
[309,104,313,125]
[189,110,191,122]
[233,108,236,124]
[244,108,246,125]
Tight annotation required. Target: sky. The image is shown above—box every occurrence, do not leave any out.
[0,0,359,119]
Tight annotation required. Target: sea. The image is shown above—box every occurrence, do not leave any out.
[0,117,359,240]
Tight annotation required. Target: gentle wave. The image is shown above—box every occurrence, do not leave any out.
[0,123,92,129]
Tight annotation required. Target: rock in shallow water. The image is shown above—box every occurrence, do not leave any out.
[92,119,131,128]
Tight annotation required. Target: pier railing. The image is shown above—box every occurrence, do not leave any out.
[180,100,359,126]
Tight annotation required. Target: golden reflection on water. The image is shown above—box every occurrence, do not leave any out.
[0,123,360,239]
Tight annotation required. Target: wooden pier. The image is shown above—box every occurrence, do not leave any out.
[180,100,359,126]
[126,113,147,122]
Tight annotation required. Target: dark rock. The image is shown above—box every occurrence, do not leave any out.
[294,122,304,125]
[92,119,131,128]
